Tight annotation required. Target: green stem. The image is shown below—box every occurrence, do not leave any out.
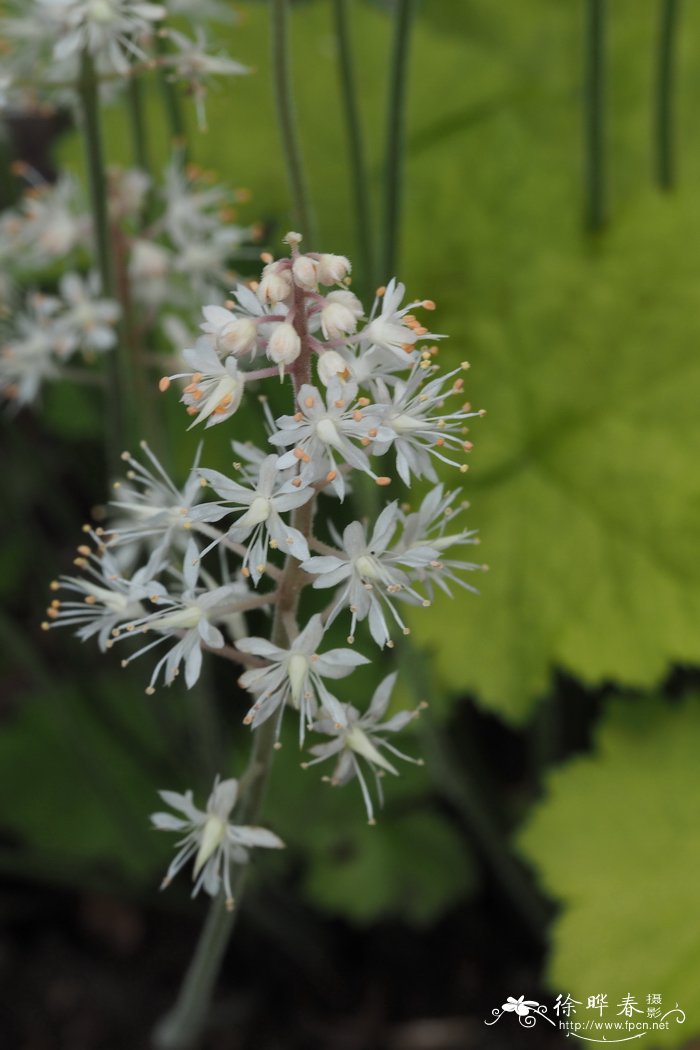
[127,74,151,175]
[79,52,115,298]
[584,0,606,231]
[332,0,374,292]
[155,32,189,159]
[79,50,134,466]
[271,0,317,243]
[381,0,414,277]
[152,265,316,1050]
[655,0,681,190]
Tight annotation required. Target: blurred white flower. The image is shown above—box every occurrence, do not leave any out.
[161,26,249,131]
[305,672,424,822]
[151,777,284,909]
[38,0,165,75]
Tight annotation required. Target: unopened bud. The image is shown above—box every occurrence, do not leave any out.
[267,322,301,367]
[257,262,293,305]
[317,253,351,285]
[292,255,319,290]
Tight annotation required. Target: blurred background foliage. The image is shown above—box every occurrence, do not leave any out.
[3,0,700,1043]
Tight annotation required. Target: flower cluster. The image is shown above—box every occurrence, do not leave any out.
[0,275,120,406]
[0,0,247,120]
[0,160,259,409]
[46,235,486,901]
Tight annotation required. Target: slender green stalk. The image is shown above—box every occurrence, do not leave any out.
[127,74,151,175]
[155,32,189,159]
[271,0,317,243]
[79,52,115,299]
[655,0,681,190]
[381,0,414,277]
[79,49,134,466]
[583,0,606,230]
[333,0,375,292]
[152,271,316,1050]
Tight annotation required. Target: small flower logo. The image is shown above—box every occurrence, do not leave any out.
[502,995,540,1017]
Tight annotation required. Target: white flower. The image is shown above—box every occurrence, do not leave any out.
[114,538,244,692]
[106,441,211,559]
[301,502,438,648]
[396,485,485,599]
[56,272,120,353]
[9,174,89,268]
[197,454,314,584]
[365,362,480,484]
[355,278,440,363]
[236,614,367,741]
[200,304,258,357]
[107,166,151,221]
[42,531,163,649]
[160,26,249,131]
[171,227,250,300]
[160,158,229,247]
[316,349,350,387]
[304,672,424,823]
[151,777,284,909]
[270,381,391,500]
[0,293,67,406]
[39,0,165,75]
[128,240,172,307]
[161,342,245,428]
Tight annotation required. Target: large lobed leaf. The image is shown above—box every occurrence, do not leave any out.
[517,695,700,1046]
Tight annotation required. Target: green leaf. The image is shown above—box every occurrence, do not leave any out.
[0,679,171,884]
[265,724,476,924]
[517,695,700,1046]
[305,808,475,926]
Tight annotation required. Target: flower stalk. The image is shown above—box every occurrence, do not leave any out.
[78,49,135,464]
[382,0,414,276]
[655,0,681,191]
[271,0,317,243]
[584,0,606,231]
[332,0,375,293]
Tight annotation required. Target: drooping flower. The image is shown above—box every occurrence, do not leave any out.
[160,342,246,428]
[304,672,424,822]
[114,538,251,692]
[41,531,164,649]
[151,777,285,909]
[236,614,367,742]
